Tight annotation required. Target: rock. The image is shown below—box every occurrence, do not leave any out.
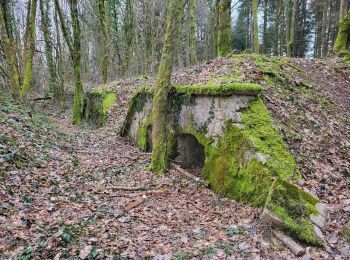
[342,221,350,242]
[313,225,325,242]
[301,254,311,260]
[310,214,325,229]
[79,245,92,259]
[260,209,283,228]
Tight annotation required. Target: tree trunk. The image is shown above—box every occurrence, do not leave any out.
[0,5,20,98]
[217,0,232,56]
[334,10,350,52]
[98,0,108,83]
[274,0,280,56]
[286,0,291,57]
[54,5,66,109]
[189,0,197,65]
[55,0,83,124]
[340,0,349,20]
[213,0,220,57]
[288,0,297,57]
[262,0,268,54]
[150,0,185,173]
[252,0,259,53]
[70,0,83,125]
[321,0,329,57]
[20,0,38,98]
[39,0,57,88]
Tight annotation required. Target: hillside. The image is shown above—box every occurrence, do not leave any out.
[1,55,350,259]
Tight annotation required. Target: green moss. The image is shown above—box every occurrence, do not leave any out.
[174,83,262,96]
[136,116,152,152]
[84,88,117,127]
[102,92,117,114]
[241,98,300,180]
[201,122,273,206]
[267,179,322,245]
[333,10,350,53]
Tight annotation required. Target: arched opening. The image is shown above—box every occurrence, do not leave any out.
[170,134,205,169]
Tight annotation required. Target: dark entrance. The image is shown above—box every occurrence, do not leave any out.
[171,134,205,169]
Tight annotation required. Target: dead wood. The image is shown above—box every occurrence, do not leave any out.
[273,230,305,256]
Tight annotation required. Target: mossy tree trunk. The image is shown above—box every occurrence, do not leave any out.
[189,0,198,65]
[123,0,136,75]
[217,0,232,56]
[55,0,83,125]
[334,10,350,53]
[20,0,38,98]
[252,0,259,53]
[0,4,21,98]
[340,0,349,20]
[39,0,58,95]
[150,0,185,173]
[262,0,268,54]
[98,0,108,83]
[0,0,37,99]
[213,0,220,57]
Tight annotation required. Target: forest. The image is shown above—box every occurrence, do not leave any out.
[0,0,350,259]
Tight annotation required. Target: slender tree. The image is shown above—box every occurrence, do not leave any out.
[39,0,57,91]
[288,0,297,57]
[150,0,185,173]
[98,0,108,83]
[55,0,83,124]
[217,0,232,56]
[189,0,198,65]
[252,0,259,53]
[274,0,281,55]
[262,0,268,54]
[0,4,20,97]
[334,9,350,52]
[0,0,38,99]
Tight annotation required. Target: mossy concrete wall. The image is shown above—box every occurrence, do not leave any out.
[122,83,324,245]
[83,88,117,127]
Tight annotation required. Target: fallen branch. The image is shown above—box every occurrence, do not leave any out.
[124,199,145,212]
[31,96,53,101]
[172,164,208,187]
[124,189,170,198]
[273,230,305,257]
[110,186,146,191]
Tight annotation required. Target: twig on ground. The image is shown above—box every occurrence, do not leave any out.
[172,163,208,187]
[124,199,145,212]
[124,189,170,198]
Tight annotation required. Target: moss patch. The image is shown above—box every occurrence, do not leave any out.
[241,98,299,180]
[84,89,117,127]
[267,179,321,245]
[175,83,262,96]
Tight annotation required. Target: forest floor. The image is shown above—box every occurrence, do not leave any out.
[1,55,350,259]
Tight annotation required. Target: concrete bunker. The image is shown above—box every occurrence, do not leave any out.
[121,83,325,246]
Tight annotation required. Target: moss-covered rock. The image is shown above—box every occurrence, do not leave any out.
[83,88,117,127]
